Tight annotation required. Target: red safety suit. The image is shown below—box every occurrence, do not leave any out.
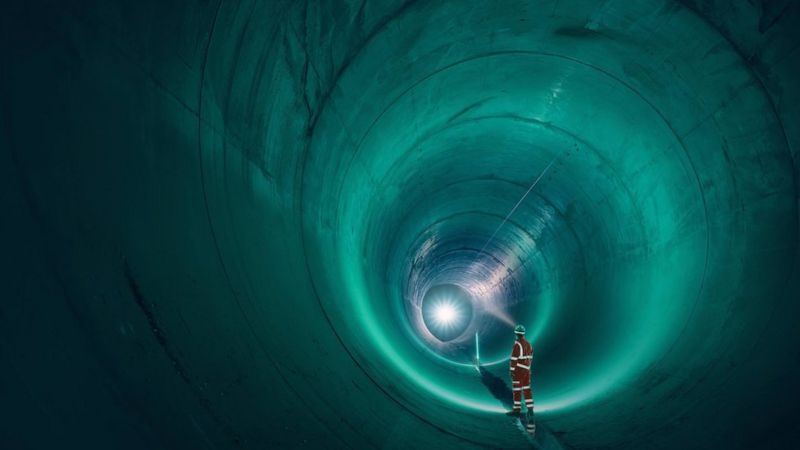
[509,336,534,413]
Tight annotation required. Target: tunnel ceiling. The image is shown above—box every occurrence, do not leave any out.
[2,1,799,449]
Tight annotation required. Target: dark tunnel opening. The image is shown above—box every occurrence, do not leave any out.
[2,1,799,449]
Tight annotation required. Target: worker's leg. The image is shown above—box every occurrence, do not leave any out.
[522,379,533,412]
[512,378,522,412]
[521,372,535,434]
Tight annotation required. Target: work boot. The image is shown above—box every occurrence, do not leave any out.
[525,411,535,435]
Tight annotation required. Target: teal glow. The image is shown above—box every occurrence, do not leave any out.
[299,0,797,428]
[3,1,798,449]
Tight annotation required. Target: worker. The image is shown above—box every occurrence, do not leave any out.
[507,324,534,431]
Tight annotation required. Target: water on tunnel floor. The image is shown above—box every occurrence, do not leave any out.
[2,1,799,449]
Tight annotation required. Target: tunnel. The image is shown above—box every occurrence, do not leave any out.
[2,0,799,449]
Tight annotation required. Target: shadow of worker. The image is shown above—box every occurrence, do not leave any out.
[478,366,514,410]
[478,365,536,436]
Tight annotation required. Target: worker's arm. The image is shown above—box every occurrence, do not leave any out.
[509,342,521,373]
[530,346,534,371]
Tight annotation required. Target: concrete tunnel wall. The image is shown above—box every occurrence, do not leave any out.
[1,1,799,449]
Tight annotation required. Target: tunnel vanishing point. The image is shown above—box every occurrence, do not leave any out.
[2,1,799,449]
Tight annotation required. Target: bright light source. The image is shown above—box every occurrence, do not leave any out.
[420,285,473,342]
[433,303,458,326]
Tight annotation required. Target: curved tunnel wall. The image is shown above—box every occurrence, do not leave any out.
[2,1,799,449]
